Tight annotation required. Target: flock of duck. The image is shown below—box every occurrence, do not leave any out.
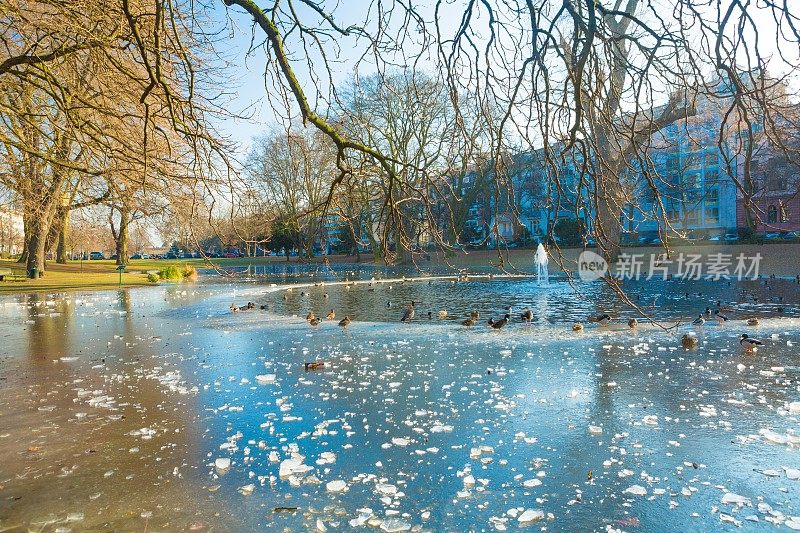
[230,289,768,354]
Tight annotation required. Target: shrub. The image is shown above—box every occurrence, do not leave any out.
[146,272,160,283]
[181,265,198,280]
[159,265,182,280]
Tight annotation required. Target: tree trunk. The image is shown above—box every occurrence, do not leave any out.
[115,206,129,265]
[17,214,30,264]
[25,216,49,276]
[594,173,625,263]
[56,208,69,263]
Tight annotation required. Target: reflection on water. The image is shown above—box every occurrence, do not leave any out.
[0,267,799,531]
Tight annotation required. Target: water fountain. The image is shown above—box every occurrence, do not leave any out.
[535,243,549,285]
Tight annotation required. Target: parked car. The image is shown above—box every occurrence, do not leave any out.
[89,251,105,260]
[723,233,739,242]
[707,235,722,241]
[779,231,800,241]
[764,232,782,241]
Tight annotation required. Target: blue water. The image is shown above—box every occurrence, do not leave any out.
[0,268,799,532]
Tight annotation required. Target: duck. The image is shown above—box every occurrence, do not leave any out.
[401,301,415,322]
[746,317,760,326]
[304,361,325,371]
[520,308,533,324]
[714,309,729,324]
[704,307,712,318]
[323,293,329,299]
[467,310,480,320]
[572,323,584,332]
[740,334,764,351]
[260,304,267,310]
[438,309,448,319]
[588,314,611,326]
[338,316,351,328]
[305,311,316,320]
[692,315,705,326]
[488,314,510,329]
[230,304,239,312]
[628,318,638,329]
[716,301,735,313]
[309,317,321,327]
[326,309,336,320]
[681,334,699,349]
[462,317,477,327]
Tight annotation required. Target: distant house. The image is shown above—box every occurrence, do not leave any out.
[735,122,800,233]
[0,208,23,256]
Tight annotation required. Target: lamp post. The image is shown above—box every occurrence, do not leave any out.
[116,264,125,288]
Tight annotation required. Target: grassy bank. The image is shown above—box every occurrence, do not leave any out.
[1,242,798,294]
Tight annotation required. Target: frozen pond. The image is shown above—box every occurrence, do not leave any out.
[0,269,799,531]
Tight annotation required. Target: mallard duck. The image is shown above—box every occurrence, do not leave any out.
[309,317,321,326]
[326,309,336,320]
[588,314,611,326]
[462,317,477,327]
[338,316,351,328]
[306,311,316,321]
[714,310,730,324]
[704,307,712,318]
[572,323,584,332]
[692,315,705,326]
[467,310,480,320]
[716,301,735,313]
[401,301,415,322]
[740,334,764,351]
[230,304,239,312]
[488,314,510,329]
[520,308,533,324]
[628,318,638,329]
[682,334,698,349]
[746,317,760,326]
[304,361,325,371]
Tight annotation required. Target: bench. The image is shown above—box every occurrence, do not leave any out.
[0,268,22,281]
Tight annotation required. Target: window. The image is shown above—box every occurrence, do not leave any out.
[667,211,679,222]
[704,152,718,167]
[706,188,719,202]
[686,209,699,224]
[705,207,719,223]
[768,205,778,223]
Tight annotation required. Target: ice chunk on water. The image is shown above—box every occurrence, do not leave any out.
[588,425,603,435]
[379,517,411,532]
[623,485,647,496]
[720,492,751,506]
[256,374,276,384]
[215,458,231,472]
[517,509,544,524]
[326,480,347,493]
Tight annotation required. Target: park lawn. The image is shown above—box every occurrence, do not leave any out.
[0,259,187,294]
